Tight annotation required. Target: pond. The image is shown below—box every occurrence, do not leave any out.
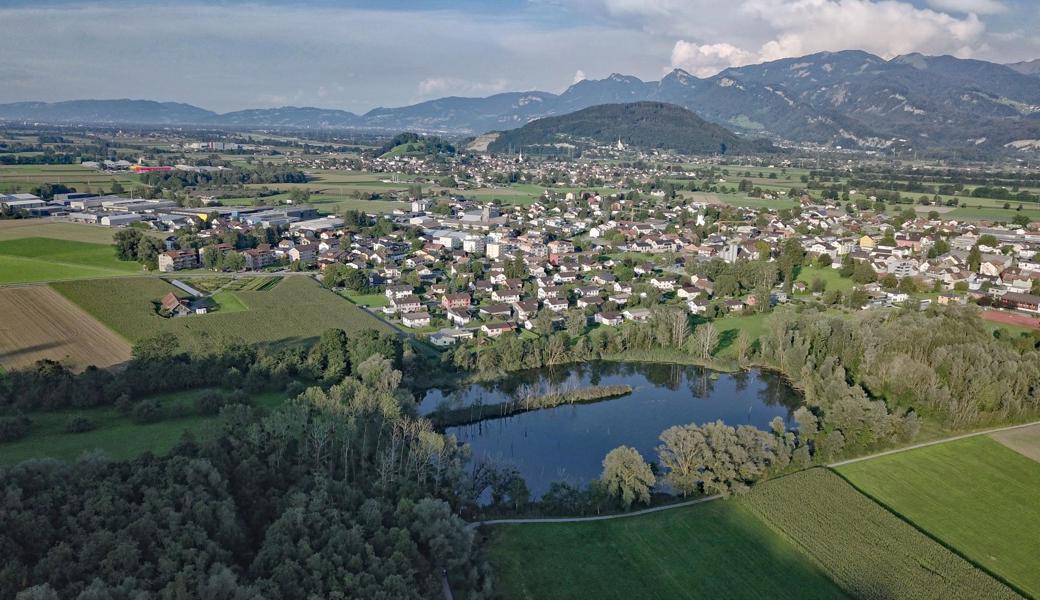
[419,361,802,498]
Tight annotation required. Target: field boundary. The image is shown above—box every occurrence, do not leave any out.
[830,466,1033,599]
[829,419,1040,467]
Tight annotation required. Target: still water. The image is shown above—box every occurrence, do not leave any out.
[420,361,801,498]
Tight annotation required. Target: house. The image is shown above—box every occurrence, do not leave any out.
[429,328,475,346]
[288,243,317,265]
[159,292,192,317]
[447,309,473,326]
[243,246,276,270]
[577,296,603,309]
[442,293,472,310]
[158,249,198,273]
[479,303,513,319]
[544,297,569,312]
[401,312,431,328]
[492,288,522,303]
[650,277,676,291]
[481,322,514,337]
[594,311,624,326]
[687,297,710,314]
[392,294,422,314]
[385,284,414,300]
[623,308,652,322]
[513,300,539,321]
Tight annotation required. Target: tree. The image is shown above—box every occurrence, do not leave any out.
[601,446,655,510]
[223,251,245,272]
[137,236,164,270]
[967,244,982,272]
[735,330,753,365]
[114,229,144,261]
[692,323,719,359]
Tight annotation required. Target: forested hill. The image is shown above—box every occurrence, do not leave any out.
[487,102,775,155]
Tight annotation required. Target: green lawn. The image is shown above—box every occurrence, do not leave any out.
[0,237,143,284]
[796,265,853,293]
[487,499,845,600]
[837,436,1040,596]
[343,291,389,307]
[52,275,393,351]
[0,389,286,465]
[711,312,768,357]
[743,468,1017,599]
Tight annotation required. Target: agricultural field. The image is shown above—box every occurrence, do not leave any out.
[0,219,128,244]
[990,423,1040,462]
[52,275,392,351]
[0,388,286,465]
[487,499,845,600]
[743,468,1017,599]
[0,164,145,195]
[837,435,1040,596]
[0,286,132,371]
[0,237,143,284]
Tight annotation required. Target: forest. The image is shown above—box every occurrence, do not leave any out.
[0,330,492,598]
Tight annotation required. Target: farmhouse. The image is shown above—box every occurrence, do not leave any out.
[159,292,192,317]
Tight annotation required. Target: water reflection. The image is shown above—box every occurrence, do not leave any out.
[420,362,802,498]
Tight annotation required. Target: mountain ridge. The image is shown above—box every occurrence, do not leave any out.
[2,50,1039,155]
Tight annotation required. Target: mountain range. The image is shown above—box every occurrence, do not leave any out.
[2,50,1039,155]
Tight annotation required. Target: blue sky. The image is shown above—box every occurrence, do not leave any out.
[1,0,1037,113]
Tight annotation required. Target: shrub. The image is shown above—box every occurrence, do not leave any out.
[194,391,227,416]
[63,416,97,434]
[131,398,163,424]
[0,415,31,442]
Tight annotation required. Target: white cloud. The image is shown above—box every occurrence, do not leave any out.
[416,77,510,99]
[670,42,756,76]
[925,0,1006,15]
[661,0,992,77]
[573,69,587,83]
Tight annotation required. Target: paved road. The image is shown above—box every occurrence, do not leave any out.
[470,418,1040,527]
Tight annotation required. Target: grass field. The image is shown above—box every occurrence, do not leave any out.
[0,388,285,465]
[0,285,132,371]
[0,164,144,195]
[743,468,1017,599]
[210,291,247,313]
[710,312,768,358]
[0,220,129,244]
[53,275,393,351]
[343,291,389,307]
[0,237,143,284]
[837,436,1040,596]
[796,265,854,293]
[487,500,845,600]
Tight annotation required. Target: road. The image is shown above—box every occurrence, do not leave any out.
[471,418,1040,528]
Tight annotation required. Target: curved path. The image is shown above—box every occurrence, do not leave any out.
[470,418,1040,528]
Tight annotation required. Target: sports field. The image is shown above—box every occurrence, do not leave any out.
[52,275,393,350]
[744,468,1017,600]
[0,237,142,284]
[0,285,132,371]
[487,500,845,600]
[838,435,1040,596]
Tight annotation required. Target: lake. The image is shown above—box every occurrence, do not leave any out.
[419,361,802,498]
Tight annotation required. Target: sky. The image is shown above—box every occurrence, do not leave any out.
[1,0,1038,113]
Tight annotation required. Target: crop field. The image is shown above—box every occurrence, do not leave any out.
[0,237,143,284]
[0,285,132,371]
[53,275,393,351]
[0,220,128,244]
[742,468,1017,600]
[487,499,845,600]
[990,423,1040,462]
[0,388,286,465]
[837,435,1040,596]
[0,164,144,194]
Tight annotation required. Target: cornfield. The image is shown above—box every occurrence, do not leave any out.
[742,468,1020,600]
